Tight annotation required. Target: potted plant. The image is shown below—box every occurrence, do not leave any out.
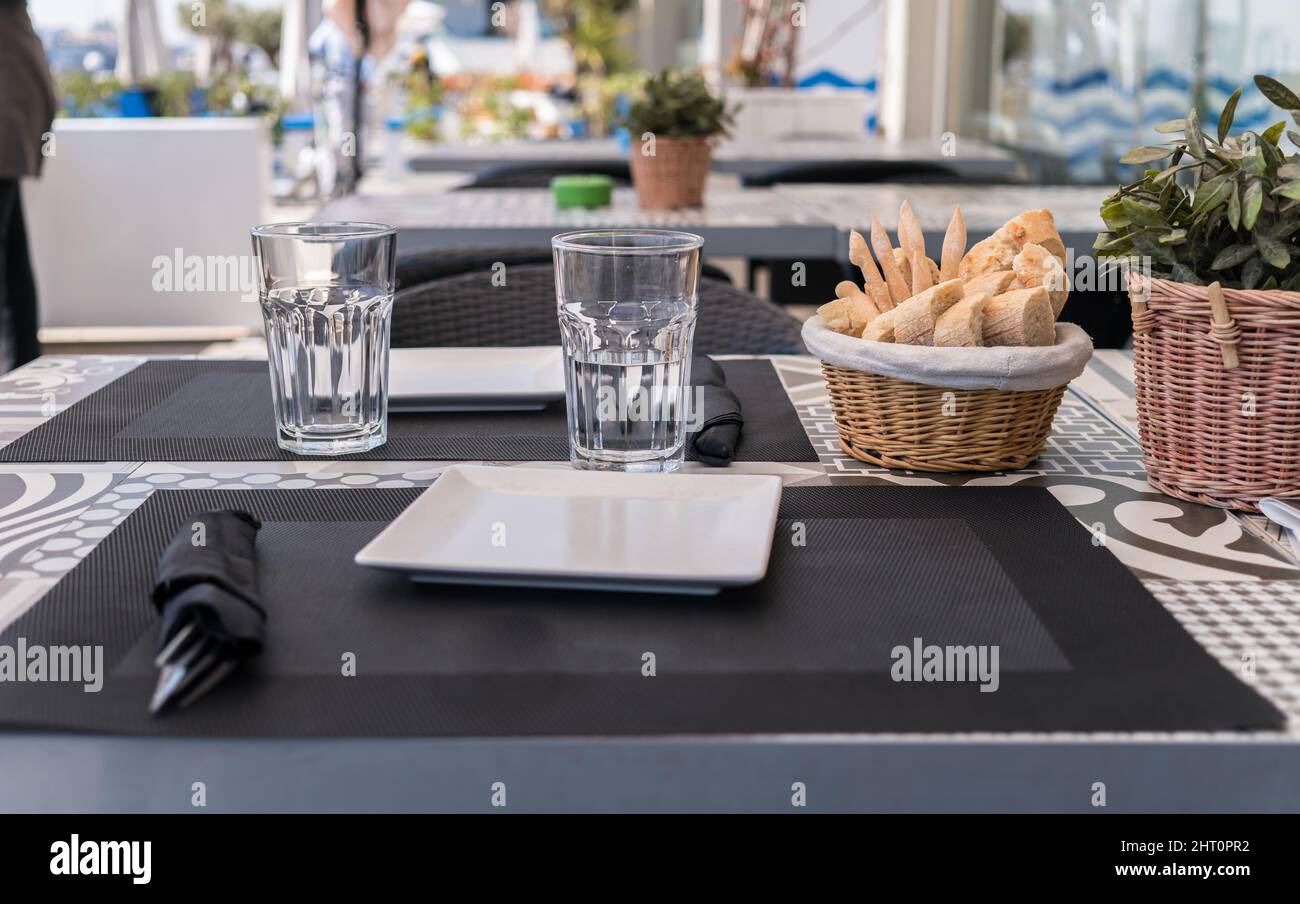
[621,69,736,209]
[1097,75,1300,510]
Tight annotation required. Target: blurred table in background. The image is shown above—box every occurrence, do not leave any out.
[318,183,1108,261]
[317,186,839,258]
[771,183,1111,261]
[404,136,1024,182]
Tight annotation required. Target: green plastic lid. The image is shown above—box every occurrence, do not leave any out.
[551,174,614,209]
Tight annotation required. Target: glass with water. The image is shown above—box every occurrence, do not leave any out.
[250,222,396,455]
[552,230,704,472]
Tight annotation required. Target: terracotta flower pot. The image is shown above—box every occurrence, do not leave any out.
[628,137,713,210]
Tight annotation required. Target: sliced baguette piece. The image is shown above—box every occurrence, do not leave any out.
[983,287,1055,347]
[892,279,965,346]
[862,307,897,342]
[817,298,855,335]
[871,215,912,305]
[963,269,1018,297]
[1012,243,1069,318]
[959,234,1020,280]
[834,280,858,299]
[844,286,881,333]
[934,292,989,347]
[848,229,896,311]
[940,206,966,281]
[996,209,1067,266]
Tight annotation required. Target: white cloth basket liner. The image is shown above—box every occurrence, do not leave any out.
[801,317,1094,392]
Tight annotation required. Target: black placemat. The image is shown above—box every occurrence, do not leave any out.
[0,486,1280,736]
[0,358,817,463]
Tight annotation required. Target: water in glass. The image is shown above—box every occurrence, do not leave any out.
[261,285,393,455]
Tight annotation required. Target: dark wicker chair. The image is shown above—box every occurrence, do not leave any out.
[391,263,805,355]
[395,245,734,290]
[739,159,971,188]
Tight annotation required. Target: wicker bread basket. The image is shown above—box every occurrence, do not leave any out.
[1129,275,1300,511]
[803,317,1094,472]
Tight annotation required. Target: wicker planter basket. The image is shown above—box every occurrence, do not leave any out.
[1130,275,1300,511]
[803,317,1093,473]
[628,137,712,209]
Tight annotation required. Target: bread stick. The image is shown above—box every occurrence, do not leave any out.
[898,201,926,269]
[892,248,911,292]
[848,229,896,311]
[871,215,912,305]
[911,249,934,295]
[941,206,966,282]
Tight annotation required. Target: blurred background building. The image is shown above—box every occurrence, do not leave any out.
[13,0,1300,345]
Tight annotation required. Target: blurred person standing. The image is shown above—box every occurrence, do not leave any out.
[309,0,408,198]
[0,0,58,370]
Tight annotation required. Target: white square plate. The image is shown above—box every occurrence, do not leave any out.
[388,346,564,412]
[355,465,784,595]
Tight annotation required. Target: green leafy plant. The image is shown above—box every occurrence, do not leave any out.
[620,69,736,141]
[542,0,634,79]
[149,71,200,117]
[176,0,281,73]
[577,70,643,138]
[1098,75,1300,290]
[56,72,123,117]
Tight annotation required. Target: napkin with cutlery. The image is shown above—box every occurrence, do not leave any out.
[150,509,265,713]
[690,355,744,467]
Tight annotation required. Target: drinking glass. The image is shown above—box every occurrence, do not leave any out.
[250,222,397,455]
[552,229,703,472]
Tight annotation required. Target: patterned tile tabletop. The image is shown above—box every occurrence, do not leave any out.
[1,353,1297,741]
[321,187,832,232]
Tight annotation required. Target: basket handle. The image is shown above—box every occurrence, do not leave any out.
[1207,281,1241,370]
[1129,273,1155,334]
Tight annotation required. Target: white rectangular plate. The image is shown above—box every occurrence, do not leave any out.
[355,465,784,595]
[388,346,564,412]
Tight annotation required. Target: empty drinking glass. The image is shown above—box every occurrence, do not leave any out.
[552,229,703,472]
[250,222,397,455]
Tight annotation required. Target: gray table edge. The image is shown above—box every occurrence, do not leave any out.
[2,734,1297,813]
[391,225,840,259]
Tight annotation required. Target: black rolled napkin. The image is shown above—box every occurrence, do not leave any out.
[152,510,265,656]
[690,355,744,467]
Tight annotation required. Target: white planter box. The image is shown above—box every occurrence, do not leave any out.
[724,87,873,144]
[22,117,269,332]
